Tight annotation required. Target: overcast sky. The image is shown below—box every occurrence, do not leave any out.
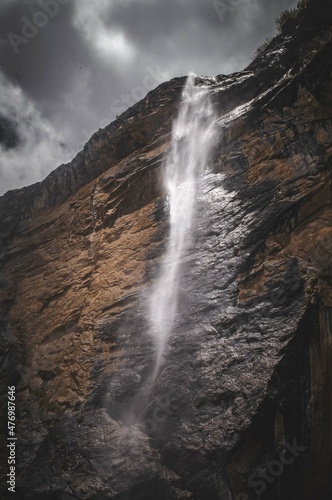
[0,0,298,195]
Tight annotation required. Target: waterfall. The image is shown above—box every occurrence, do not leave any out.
[148,74,217,378]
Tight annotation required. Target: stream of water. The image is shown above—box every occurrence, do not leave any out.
[148,74,218,378]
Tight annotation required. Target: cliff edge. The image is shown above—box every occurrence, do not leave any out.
[1,0,332,498]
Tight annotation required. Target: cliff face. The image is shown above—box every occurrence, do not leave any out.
[1,0,332,498]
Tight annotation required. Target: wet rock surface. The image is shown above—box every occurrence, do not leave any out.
[1,0,332,498]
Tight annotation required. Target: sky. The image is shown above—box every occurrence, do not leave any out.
[0,0,299,195]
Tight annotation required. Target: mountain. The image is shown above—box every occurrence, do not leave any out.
[1,0,332,498]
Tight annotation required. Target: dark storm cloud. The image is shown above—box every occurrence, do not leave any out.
[0,0,298,194]
[103,0,213,47]
[103,0,299,74]
[0,0,170,154]
[0,0,114,140]
[0,1,82,105]
[0,115,20,150]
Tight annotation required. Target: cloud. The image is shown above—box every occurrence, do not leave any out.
[0,73,72,194]
[0,115,20,151]
[0,0,299,195]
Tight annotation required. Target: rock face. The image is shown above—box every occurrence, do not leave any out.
[1,0,332,498]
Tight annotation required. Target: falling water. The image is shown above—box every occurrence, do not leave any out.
[148,74,217,378]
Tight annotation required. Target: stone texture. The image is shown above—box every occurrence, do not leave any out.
[0,0,332,498]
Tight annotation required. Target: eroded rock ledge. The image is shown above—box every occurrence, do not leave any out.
[0,0,332,498]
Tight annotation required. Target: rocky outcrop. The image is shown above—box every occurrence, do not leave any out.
[1,0,332,498]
